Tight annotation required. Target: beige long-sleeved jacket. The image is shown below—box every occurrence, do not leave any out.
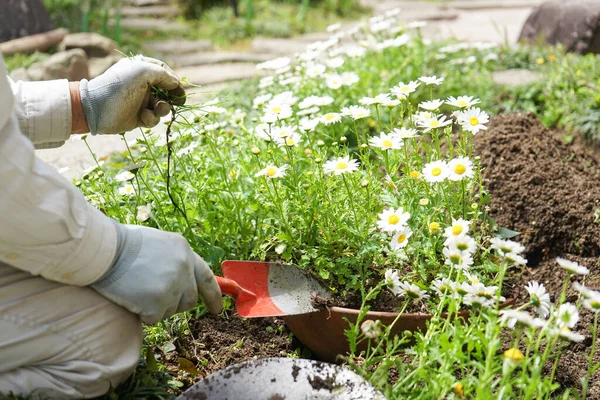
[0,55,117,286]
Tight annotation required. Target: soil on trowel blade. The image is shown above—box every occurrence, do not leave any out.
[473,112,600,265]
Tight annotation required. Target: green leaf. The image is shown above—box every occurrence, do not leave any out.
[318,269,330,280]
[275,243,287,254]
[496,226,521,239]
[145,347,158,372]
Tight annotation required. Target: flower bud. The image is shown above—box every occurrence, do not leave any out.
[340,136,348,142]
[250,146,261,154]
[429,222,440,232]
[360,320,381,339]
[419,198,429,206]
[317,140,325,146]
[360,179,369,187]
[410,171,421,179]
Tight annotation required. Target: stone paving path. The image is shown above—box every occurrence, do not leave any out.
[36,0,540,179]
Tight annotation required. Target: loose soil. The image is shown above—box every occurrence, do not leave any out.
[166,311,295,388]
[475,112,600,398]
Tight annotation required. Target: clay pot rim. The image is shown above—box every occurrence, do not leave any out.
[324,295,517,319]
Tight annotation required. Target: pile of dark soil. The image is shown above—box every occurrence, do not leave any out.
[172,312,295,379]
[476,113,600,398]
[474,112,600,265]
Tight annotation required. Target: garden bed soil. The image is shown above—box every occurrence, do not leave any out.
[167,312,295,384]
[475,113,600,397]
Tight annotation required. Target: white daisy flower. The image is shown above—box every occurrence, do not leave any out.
[504,252,528,266]
[500,310,545,329]
[414,111,434,126]
[305,63,326,78]
[419,75,444,85]
[256,57,291,71]
[298,96,318,109]
[297,106,320,116]
[271,91,298,106]
[384,269,401,286]
[431,278,454,296]
[406,20,427,29]
[489,238,525,256]
[443,247,473,270]
[277,132,302,148]
[556,303,579,329]
[446,95,480,109]
[261,113,279,124]
[326,74,344,89]
[270,125,297,139]
[255,123,273,141]
[444,218,472,237]
[313,96,334,106]
[259,76,275,89]
[417,114,453,133]
[390,81,420,99]
[390,227,413,251]
[457,107,489,134]
[419,99,444,111]
[321,112,342,125]
[444,235,477,254]
[323,156,360,175]
[341,72,360,86]
[369,132,403,151]
[341,105,371,120]
[299,118,320,132]
[554,327,586,343]
[556,257,589,275]
[253,93,273,108]
[255,164,290,179]
[381,98,401,108]
[453,282,472,297]
[326,57,345,69]
[463,272,481,285]
[118,184,135,196]
[572,282,600,299]
[393,281,429,301]
[136,204,152,222]
[525,281,551,318]
[584,295,600,313]
[447,157,474,181]
[422,160,450,183]
[360,320,381,339]
[391,127,419,139]
[115,171,135,182]
[377,207,411,233]
[463,294,494,308]
[264,103,293,120]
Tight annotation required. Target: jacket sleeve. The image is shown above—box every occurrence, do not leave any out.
[0,61,117,286]
[9,77,72,149]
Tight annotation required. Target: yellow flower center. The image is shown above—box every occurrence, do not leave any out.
[469,117,479,126]
[449,254,462,264]
[429,222,440,232]
[452,225,463,235]
[432,167,442,176]
[401,86,410,93]
[504,348,525,361]
[325,114,335,121]
[397,234,407,244]
[285,138,296,146]
[457,100,467,107]
[454,164,466,174]
[336,162,348,170]
[266,167,277,177]
[452,383,464,397]
[410,171,421,179]
[430,120,440,128]
[388,215,400,225]
[272,106,282,113]
[382,139,393,148]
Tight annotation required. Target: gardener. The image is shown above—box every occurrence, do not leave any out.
[0,55,223,398]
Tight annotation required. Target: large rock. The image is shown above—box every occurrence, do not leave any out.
[89,54,123,78]
[0,0,53,42]
[58,33,118,58]
[26,49,89,81]
[518,0,600,54]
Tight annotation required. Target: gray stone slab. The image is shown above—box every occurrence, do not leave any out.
[143,39,214,55]
[175,63,266,86]
[115,18,188,32]
[492,69,542,87]
[444,0,543,10]
[118,5,180,17]
[252,38,309,55]
[168,51,274,67]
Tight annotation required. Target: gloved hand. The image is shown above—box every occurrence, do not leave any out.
[79,55,186,135]
[91,223,222,324]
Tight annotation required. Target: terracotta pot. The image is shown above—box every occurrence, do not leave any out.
[283,297,516,363]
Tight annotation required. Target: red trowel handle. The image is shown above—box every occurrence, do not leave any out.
[215,276,257,301]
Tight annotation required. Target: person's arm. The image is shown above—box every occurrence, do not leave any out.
[0,69,117,285]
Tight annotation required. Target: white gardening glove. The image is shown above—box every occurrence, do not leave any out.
[79,55,185,135]
[91,223,222,324]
